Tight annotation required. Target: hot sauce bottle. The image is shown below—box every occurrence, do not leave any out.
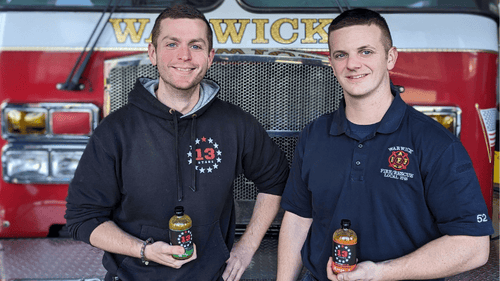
[169,206,194,260]
[332,219,357,274]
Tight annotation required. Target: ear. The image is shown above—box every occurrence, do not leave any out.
[148,43,157,66]
[387,46,398,71]
[328,55,336,76]
[207,48,215,68]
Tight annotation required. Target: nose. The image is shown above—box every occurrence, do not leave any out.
[346,55,361,70]
[177,45,191,61]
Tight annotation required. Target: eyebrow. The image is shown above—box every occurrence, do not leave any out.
[161,36,207,45]
[357,45,375,50]
[332,44,376,54]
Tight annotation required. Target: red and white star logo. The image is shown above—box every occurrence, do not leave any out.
[187,136,222,174]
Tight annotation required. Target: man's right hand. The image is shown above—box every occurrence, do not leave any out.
[145,242,197,269]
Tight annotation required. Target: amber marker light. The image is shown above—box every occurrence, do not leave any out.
[413,106,462,138]
[6,109,47,135]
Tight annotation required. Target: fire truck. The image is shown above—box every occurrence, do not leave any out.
[0,0,497,279]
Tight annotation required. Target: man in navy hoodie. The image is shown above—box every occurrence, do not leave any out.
[277,8,492,281]
[65,4,289,281]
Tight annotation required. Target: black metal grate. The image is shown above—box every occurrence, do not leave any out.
[3,238,498,280]
[108,56,343,200]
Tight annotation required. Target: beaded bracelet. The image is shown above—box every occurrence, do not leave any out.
[140,237,154,265]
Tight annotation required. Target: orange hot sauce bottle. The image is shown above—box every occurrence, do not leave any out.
[332,219,357,274]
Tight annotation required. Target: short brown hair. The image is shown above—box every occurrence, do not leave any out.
[328,8,393,53]
[150,4,213,51]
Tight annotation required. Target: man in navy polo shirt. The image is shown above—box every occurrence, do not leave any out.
[276,8,493,281]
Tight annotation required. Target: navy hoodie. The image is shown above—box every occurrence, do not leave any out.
[65,78,289,281]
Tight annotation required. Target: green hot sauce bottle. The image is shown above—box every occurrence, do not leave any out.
[169,206,194,260]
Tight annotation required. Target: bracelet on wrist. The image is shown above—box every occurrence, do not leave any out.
[141,237,154,265]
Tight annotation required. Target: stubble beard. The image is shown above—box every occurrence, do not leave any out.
[159,66,208,97]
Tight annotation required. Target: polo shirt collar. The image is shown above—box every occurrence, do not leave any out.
[329,89,406,136]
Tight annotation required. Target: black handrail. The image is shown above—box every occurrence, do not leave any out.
[57,0,122,91]
[333,0,351,13]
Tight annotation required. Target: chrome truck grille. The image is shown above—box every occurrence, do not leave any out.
[106,52,343,202]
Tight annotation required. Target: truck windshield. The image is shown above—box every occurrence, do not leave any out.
[242,0,498,15]
[0,0,220,10]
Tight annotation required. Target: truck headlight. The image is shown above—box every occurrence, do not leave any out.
[2,145,86,184]
[3,150,49,183]
[51,150,83,179]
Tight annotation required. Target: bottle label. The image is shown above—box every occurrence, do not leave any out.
[332,241,357,273]
[169,229,194,259]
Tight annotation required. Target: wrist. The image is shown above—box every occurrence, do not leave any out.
[374,259,398,281]
[236,235,260,253]
[141,237,154,265]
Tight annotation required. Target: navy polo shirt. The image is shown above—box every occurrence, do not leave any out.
[281,92,494,281]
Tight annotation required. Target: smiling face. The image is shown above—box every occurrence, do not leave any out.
[328,24,397,100]
[148,18,215,94]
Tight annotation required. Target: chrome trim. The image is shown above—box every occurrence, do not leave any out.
[1,142,86,184]
[412,105,462,138]
[267,130,300,138]
[104,49,331,67]
[236,0,498,19]
[1,102,99,141]
[1,47,498,55]
[397,48,498,54]
[214,53,331,66]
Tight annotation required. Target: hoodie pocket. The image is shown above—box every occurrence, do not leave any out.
[193,219,231,264]
[116,220,231,281]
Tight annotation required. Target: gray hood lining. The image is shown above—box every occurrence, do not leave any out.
[139,77,220,118]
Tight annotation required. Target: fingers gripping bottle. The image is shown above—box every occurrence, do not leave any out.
[332,219,357,274]
[169,206,194,260]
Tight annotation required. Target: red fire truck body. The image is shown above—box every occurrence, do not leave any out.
[0,0,497,239]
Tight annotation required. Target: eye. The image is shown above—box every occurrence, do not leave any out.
[361,50,373,55]
[166,43,176,48]
[334,53,346,59]
[191,45,202,50]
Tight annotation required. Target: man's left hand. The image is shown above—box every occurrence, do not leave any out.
[222,240,254,281]
[327,257,381,281]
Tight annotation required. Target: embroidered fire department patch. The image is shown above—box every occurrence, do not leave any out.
[187,136,221,174]
[381,146,414,181]
[388,150,409,171]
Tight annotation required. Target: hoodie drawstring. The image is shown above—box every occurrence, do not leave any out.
[171,109,183,202]
[189,114,197,192]
[171,109,198,201]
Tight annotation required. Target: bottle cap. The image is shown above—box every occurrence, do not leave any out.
[341,219,351,229]
[175,206,184,216]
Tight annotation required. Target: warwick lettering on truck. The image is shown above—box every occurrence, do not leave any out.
[0,0,497,238]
